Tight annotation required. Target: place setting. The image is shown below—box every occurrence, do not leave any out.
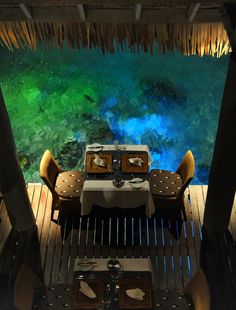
[86,152,113,174]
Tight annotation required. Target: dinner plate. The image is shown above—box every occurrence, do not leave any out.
[130,178,144,189]
[88,143,103,152]
[77,259,95,271]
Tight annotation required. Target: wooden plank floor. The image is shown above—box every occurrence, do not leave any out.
[0,184,235,294]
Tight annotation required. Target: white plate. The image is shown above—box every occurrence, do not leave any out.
[130,178,144,189]
[88,143,103,152]
[90,143,102,148]
[77,259,95,271]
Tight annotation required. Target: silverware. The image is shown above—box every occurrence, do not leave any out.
[103,284,111,309]
[77,261,97,266]
[114,284,119,302]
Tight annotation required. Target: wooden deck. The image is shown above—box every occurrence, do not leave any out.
[0,184,236,304]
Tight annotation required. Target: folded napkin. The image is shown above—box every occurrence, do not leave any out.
[93,153,105,167]
[79,281,96,299]
[125,288,145,300]
[128,157,144,167]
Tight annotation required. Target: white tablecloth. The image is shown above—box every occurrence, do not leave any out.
[80,180,155,218]
[74,258,155,283]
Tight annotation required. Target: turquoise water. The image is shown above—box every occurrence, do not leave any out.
[0,46,229,184]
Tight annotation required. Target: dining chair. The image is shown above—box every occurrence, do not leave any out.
[39,149,85,221]
[14,263,43,310]
[14,263,73,309]
[183,268,211,310]
[150,150,195,221]
[154,268,210,309]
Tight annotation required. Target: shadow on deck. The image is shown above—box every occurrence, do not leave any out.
[0,184,236,309]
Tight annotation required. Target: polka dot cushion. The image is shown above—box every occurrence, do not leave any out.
[55,171,84,199]
[32,285,73,309]
[154,289,193,309]
[150,170,182,197]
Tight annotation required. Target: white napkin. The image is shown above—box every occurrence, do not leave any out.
[125,288,145,300]
[93,153,105,167]
[79,280,96,299]
[128,157,144,167]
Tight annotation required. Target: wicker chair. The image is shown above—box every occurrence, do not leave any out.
[184,268,211,310]
[154,268,210,310]
[39,149,84,221]
[14,263,73,310]
[150,150,195,221]
[14,263,43,310]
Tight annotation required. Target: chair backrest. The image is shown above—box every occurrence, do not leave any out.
[39,149,61,196]
[176,150,195,197]
[14,263,44,310]
[183,268,211,310]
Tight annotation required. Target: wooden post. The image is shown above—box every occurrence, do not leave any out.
[203,52,236,232]
[0,87,35,231]
[204,3,236,233]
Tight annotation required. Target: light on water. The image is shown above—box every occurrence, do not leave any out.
[0,46,229,184]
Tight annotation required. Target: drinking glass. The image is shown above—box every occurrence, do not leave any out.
[113,140,119,151]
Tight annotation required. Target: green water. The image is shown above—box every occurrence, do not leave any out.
[0,46,229,184]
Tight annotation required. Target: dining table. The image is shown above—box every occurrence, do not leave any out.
[80,144,155,218]
[73,257,154,309]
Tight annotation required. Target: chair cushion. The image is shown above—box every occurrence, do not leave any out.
[154,289,193,309]
[55,171,84,199]
[32,284,73,309]
[150,169,182,197]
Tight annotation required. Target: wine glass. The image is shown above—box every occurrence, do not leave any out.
[113,140,119,151]
[107,259,123,281]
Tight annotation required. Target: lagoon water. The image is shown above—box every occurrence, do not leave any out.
[0,46,229,183]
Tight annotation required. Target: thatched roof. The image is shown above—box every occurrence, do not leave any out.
[0,1,235,57]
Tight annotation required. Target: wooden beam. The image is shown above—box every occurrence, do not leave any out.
[186,3,201,22]
[135,3,142,21]
[77,3,86,22]
[221,3,236,50]
[19,3,32,19]
[0,7,223,23]
[0,1,232,5]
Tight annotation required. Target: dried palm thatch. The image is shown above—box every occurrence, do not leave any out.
[0,21,231,57]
